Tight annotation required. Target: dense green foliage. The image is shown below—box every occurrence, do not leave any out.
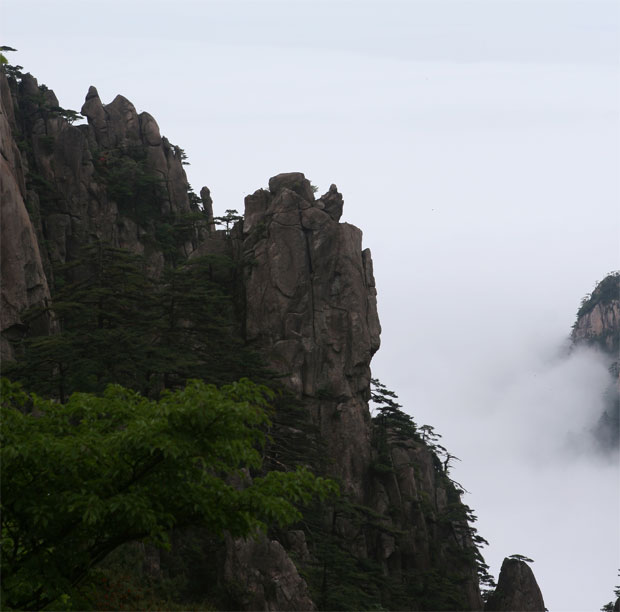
[0,378,336,610]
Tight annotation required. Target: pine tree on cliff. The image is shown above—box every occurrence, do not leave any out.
[2,245,265,399]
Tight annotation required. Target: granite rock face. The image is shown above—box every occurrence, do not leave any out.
[571,273,620,355]
[485,558,545,611]
[8,73,196,268]
[0,73,53,359]
[81,86,192,218]
[240,172,380,495]
[224,534,316,611]
[0,71,210,357]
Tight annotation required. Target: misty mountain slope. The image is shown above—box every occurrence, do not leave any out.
[572,272,620,451]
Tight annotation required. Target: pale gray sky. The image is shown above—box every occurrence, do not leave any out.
[3,1,619,609]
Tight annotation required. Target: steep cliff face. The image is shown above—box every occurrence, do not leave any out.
[0,71,203,285]
[238,172,483,610]
[0,68,215,362]
[572,273,619,450]
[0,73,53,359]
[1,66,487,610]
[241,173,380,495]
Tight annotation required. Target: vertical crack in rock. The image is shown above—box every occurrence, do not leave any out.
[241,172,377,491]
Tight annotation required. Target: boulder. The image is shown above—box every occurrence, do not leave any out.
[268,172,315,203]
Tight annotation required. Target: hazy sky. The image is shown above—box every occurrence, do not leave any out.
[3,1,619,609]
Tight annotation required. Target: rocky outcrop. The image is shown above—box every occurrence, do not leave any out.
[80,86,192,218]
[485,558,545,611]
[200,186,216,231]
[3,72,199,272]
[0,70,212,359]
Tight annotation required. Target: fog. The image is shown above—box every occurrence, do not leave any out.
[374,290,618,610]
[4,0,619,609]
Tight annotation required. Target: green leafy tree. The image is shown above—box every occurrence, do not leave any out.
[0,378,337,611]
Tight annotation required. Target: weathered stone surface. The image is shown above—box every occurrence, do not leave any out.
[243,177,380,405]
[243,188,271,235]
[572,300,620,353]
[241,174,381,498]
[268,172,315,203]
[1,71,215,360]
[317,183,344,222]
[224,535,315,611]
[139,111,162,146]
[200,186,215,231]
[485,558,545,611]
[80,86,191,219]
[0,72,53,360]
[81,86,107,139]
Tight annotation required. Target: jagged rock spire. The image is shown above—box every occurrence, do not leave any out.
[485,557,546,611]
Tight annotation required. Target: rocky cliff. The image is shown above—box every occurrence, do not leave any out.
[241,173,380,495]
[0,72,53,360]
[235,172,484,609]
[1,65,494,610]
